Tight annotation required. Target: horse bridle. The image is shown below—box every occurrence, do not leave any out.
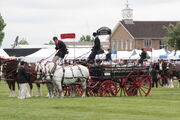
[36,62,47,80]
[0,61,18,80]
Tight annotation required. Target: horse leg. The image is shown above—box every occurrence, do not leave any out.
[36,83,42,97]
[169,78,174,88]
[163,78,168,87]
[7,81,13,97]
[6,81,13,97]
[53,82,60,97]
[168,78,174,88]
[81,78,87,98]
[11,81,16,97]
[56,81,64,98]
[178,80,180,87]
[70,85,76,97]
[46,82,54,98]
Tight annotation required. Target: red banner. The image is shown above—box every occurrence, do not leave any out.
[144,47,152,51]
[60,33,76,39]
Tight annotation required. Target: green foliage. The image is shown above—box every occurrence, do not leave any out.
[44,40,55,45]
[79,35,94,42]
[0,14,6,47]
[164,22,180,50]
[18,38,29,45]
[0,81,180,120]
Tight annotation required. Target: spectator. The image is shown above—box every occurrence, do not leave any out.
[17,61,29,99]
[150,65,158,88]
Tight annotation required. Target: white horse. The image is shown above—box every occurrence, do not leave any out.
[36,62,89,98]
[35,61,56,97]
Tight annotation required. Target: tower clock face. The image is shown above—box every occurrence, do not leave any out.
[122,9,133,19]
[126,11,132,18]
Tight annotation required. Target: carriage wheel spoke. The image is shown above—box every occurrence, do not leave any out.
[138,88,143,96]
[139,87,147,95]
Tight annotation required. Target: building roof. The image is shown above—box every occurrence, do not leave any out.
[120,21,178,39]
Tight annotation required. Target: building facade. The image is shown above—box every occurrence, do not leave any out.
[111,20,178,51]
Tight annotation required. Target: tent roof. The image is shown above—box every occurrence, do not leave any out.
[0,49,10,58]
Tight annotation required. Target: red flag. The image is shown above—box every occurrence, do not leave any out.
[60,33,75,39]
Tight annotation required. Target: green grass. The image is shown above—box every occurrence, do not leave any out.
[0,81,180,120]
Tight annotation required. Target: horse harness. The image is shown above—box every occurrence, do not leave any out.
[50,64,85,85]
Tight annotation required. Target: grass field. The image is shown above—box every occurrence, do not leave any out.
[0,81,180,120]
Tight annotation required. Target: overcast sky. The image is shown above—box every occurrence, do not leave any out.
[0,0,180,48]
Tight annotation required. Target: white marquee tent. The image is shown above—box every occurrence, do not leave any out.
[0,49,10,58]
[24,48,96,63]
[167,50,180,59]
[23,47,176,63]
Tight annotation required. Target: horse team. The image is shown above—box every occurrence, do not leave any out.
[0,57,180,98]
[152,59,180,88]
[0,57,90,98]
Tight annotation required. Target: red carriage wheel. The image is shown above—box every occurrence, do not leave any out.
[125,70,152,96]
[63,86,71,96]
[99,80,118,97]
[86,81,101,97]
[117,78,127,96]
[75,84,83,96]
[63,85,84,97]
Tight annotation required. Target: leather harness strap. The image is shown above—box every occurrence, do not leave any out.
[61,66,65,85]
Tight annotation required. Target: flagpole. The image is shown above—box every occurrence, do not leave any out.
[74,38,75,59]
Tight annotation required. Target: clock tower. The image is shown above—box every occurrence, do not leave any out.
[122,0,133,24]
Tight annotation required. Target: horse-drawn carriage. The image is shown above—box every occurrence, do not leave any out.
[0,26,153,98]
[85,64,152,97]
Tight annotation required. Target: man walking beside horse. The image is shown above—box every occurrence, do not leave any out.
[17,61,30,99]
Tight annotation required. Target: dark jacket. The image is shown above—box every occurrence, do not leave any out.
[162,62,167,70]
[105,51,112,61]
[17,66,28,83]
[92,37,100,52]
[55,40,67,52]
[150,68,158,80]
[140,51,147,60]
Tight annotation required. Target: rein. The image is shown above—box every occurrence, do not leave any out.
[39,51,57,62]
[74,51,91,59]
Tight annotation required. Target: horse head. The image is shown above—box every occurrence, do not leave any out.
[0,59,19,80]
[35,61,47,80]
[44,61,56,80]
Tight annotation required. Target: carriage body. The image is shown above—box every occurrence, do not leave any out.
[89,65,150,80]
[86,64,152,97]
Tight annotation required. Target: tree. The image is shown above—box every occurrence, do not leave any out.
[164,22,180,51]
[18,38,29,45]
[44,40,54,45]
[79,35,94,42]
[0,14,6,47]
